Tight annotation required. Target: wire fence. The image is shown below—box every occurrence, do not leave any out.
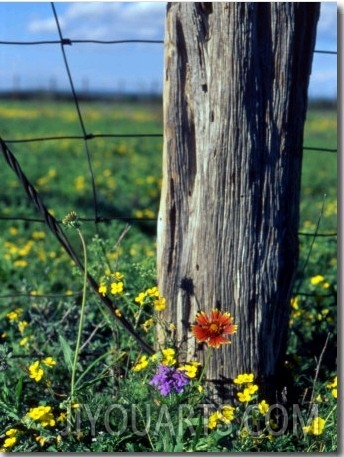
[0,3,337,309]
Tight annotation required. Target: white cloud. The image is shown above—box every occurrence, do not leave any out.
[28,16,66,33]
[27,2,166,40]
[317,3,337,43]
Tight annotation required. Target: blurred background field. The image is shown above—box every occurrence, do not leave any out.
[0,97,337,298]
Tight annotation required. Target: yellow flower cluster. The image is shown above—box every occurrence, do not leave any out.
[6,307,23,321]
[135,208,156,219]
[98,270,124,296]
[160,348,176,366]
[1,428,19,450]
[2,227,65,269]
[310,275,330,289]
[178,361,202,379]
[132,348,201,379]
[6,308,35,348]
[132,355,150,372]
[134,286,166,312]
[74,175,86,192]
[327,375,337,399]
[26,405,55,427]
[234,373,259,402]
[208,405,235,429]
[234,373,255,384]
[258,399,269,415]
[36,168,57,190]
[140,318,154,332]
[132,348,176,372]
[28,357,57,382]
[303,417,325,436]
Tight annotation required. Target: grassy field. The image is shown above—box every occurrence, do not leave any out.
[0,99,337,452]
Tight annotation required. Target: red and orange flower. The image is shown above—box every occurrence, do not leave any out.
[192,309,238,348]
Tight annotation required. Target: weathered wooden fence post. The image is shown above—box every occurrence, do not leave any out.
[157,2,320,401]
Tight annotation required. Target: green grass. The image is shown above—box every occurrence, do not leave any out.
[0,99,337,452]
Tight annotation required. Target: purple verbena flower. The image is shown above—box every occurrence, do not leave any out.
[149,365,190,396]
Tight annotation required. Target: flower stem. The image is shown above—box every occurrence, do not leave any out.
[198,347,213,385]
[70,228,88,403]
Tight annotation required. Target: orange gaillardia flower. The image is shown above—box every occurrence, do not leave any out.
[192,309,238,348]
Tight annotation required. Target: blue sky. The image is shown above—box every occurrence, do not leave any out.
[0,2,337,98]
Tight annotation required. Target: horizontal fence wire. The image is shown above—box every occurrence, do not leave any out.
[0,3,337,305]
[0,39,164,45]
[0,41,336,53]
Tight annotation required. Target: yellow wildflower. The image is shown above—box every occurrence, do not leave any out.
[303,417,325,436]
[98,284,107,296]
[27,406,55,427]
[310,275,325,285]
[19,336,30,346]
[32,231,45,240]
[237,389,253,402]
[290,297,299,310]
[161,348,176,366]
[135,292,146,306]
[258,400,269,415]
[5,428,18,437]
[115,309,122,317]
[141,318,154,332]
[7,308,23,321]
[29,361,44,382]
[42,357,57,367]
[327,376,337,388]
[150,353,158,362]
[153,297,166,311]
[3,437,17,449]
[234,373,255,384]
[57,412,67,422]
[327,376,337,399]
[110,281,124,295]
[132,355,149,372]
[221,405,235,422]
[178,361,201,378]
[112,271,124,280]
[208,411,222,429]
[146,287,159,297]
[36,436,48,446]
[18,320,28,334]
[13,259,28,268]
[246,384,259,395]
[207,406,235,429]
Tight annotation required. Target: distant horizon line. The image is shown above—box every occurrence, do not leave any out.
[0,88,337,104]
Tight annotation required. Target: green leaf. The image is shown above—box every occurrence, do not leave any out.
[59,335,73,373]
[15,376,23,406]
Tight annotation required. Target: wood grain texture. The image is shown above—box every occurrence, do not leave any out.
[157,2,320,401]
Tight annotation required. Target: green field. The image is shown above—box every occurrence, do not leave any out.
[0,99,337,452]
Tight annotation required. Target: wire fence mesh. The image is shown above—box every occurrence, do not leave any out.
[0,3,337,307]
